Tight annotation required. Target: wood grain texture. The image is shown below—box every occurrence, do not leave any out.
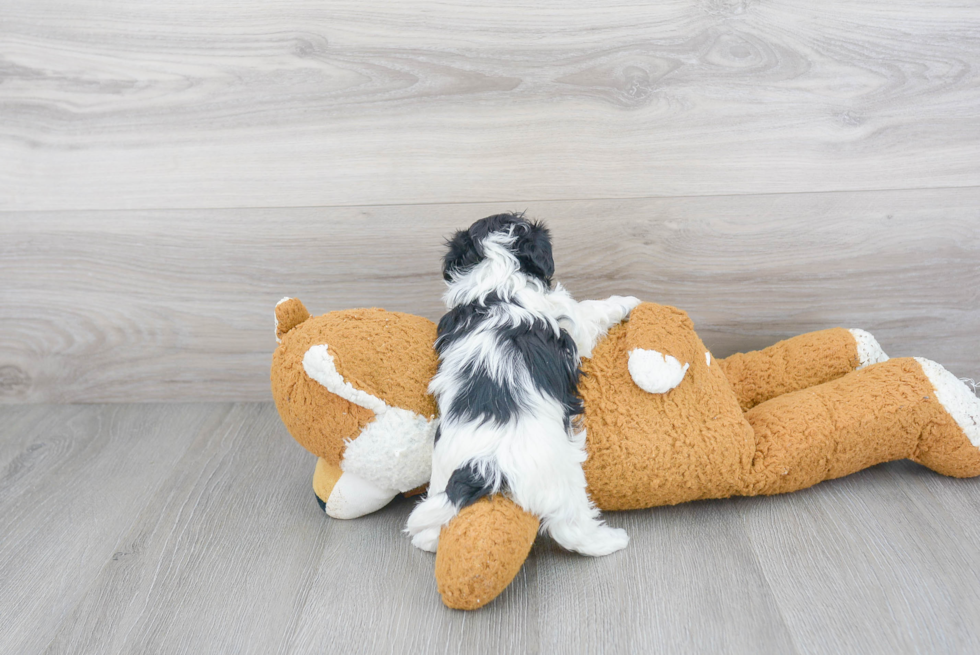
[4,403,980,653]
[534,502,798,653]
[43,403,328,655]
[2,0,980,210]
[2,187,978,403]
[0,403,219,654]
[740,462,980,654]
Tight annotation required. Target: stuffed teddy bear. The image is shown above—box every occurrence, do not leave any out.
[271,297,980,610]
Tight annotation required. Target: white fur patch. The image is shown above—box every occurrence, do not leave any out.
[706,352,711,367]
[303,344,388,415]
[849,329,889,369]
[302,343,436,495]
[341,407,436,493]
[916,358,980,448]
[628,349,689,394]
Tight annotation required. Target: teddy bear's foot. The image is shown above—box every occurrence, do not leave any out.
[312,457,399,519]
[911,358,980,478]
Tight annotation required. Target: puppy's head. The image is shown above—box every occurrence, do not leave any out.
[442,213,555,287]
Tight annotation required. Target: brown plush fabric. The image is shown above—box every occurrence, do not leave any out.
[275,298,311,342]
[313,457,343,503]
[717,328,861,411]
[912,375,980,479]
[742,357,939,495]
[435,495,539,610]
[403,485,428,497]
[581,303,754,510]
[270,304,439,464]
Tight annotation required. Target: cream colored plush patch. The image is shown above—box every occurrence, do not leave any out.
[341,406,436,492]
[303,344,388,414]
[849,329,889,369]
[916,357,980,448]
[302,343,436,493]
[628,348,689,394]
[325,471,400,519]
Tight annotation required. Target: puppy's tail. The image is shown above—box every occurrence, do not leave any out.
[406,492,458,552]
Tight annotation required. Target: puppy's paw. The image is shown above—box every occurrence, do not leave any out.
[628,349,689,394]
[609,295,642,319]
[411,527,441,553]
[577,525,630,557]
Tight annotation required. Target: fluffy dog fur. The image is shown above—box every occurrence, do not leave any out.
[406,213,640,556]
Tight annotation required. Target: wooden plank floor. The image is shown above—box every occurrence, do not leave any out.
[3,403,980,654]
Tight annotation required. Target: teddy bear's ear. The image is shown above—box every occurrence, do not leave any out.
[275,297,310,342]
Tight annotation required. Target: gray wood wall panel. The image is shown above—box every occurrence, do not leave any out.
[2,0,980,210]
[2,187,978,404]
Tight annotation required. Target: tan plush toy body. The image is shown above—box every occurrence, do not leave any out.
[271,298,980,610]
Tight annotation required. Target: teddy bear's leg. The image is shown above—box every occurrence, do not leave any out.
[434,494,539,610]
[718,328,888,411]
[311,457,400,519]
[909,358,980,477]
[742,357,980,496]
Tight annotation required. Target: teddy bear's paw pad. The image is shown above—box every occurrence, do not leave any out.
[628,348,689,394]
[849,329,889,369]
[323,471,399,519]
[916,358,980,449]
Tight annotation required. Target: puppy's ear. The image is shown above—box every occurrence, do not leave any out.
[467,218,493,254]
[515,220,555,284]
[443,229,482,282]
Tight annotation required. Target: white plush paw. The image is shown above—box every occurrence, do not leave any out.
[628,348,689,394]
[324,471,399,520]
[575,525,630,557]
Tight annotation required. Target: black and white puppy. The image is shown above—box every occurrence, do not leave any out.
[406,213,640,556]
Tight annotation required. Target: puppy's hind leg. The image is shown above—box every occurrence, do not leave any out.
[405,492,457,552]
[501,420,628,557]
[542,449,629,557]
